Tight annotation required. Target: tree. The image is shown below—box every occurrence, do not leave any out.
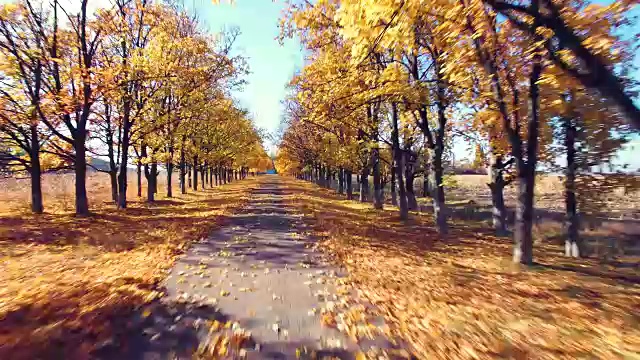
[42,0,102,215]
[0,0,259,214]
[0,1,47,213]
[471,144,485,171]
[278,0,638,263]
[484,0,640,129]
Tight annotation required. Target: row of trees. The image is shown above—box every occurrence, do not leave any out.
[275,0,639,264]
[0,0,270,215]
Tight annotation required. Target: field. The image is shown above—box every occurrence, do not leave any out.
[339,173,640,260]
[448,174,639,217]
[0,171,253,358]
[444,175,640,259]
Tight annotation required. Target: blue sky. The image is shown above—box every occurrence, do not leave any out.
[189,0,305,155]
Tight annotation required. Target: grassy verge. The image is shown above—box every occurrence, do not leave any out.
[286,177,640,360]
[0,176,255,359]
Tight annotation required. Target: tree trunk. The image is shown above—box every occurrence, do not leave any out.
[30,166,44,214]
[346,169,353,200]
[167,161,173,198]
[422,175,430,198]
[372,147,383,209]
[325,166,331,189]
[201,164,205,188]
[179,142,186,194]
[404,160,418,210]
[391,160,398,206]
[430,148,447,233]
[30,123,44,213]
[489,183,507,232]
[109,170,118,203]
[204,164,208,186]
[74,132,89,215]
[147,163,156,202]
[27,144,44,215]
[380,177,388,204]
[137,161,142,197]
[422,145,431,198]
[317,165,324,187]
[514,168,535,264]
[359,166,369,202]
[488,154,508,235]
[391,103,408,220]
[106,130,118,203]
[513,52,542,265]
[193,155,198,190]
[564,114,580,257]
[117,132,130,208]
[430,71,449,233]
[142,145,155,202]
[152,160,158,195]
[338,168,344,194]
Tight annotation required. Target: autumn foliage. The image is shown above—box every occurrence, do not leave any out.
[276,0,639,263]
[0,0,271,214]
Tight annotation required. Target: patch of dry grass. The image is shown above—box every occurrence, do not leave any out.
[449,174,640,214]
[0,172,254,359]
[285,178,640,360]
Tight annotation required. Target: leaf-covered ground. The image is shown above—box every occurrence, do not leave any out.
[285,178,640,360]
[0,177,254,359]
[2,175,638,359]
